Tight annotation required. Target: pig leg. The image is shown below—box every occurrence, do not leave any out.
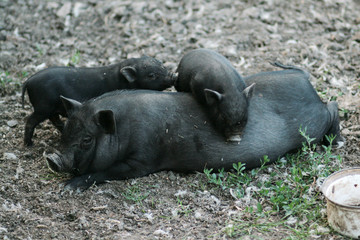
[325,101,345,147]
[24,112,47,146]
[49,115,64,132]
[65,161,151,190]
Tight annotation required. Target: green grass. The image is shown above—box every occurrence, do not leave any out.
[70,49,81,66]
[0,71,13,88]
[339,107,350,120]
[176,197,193,217]
[36,44,44,56]
[20,71,29,79]
[41,167,71,181]
[0,71,22,93]
[204,129,343,239]
[122,183,149,205]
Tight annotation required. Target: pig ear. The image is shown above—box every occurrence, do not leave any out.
[120,66,137,83]
[94,110,116,134]
[204,89,223,106]
[60,96,82,116]
[242,83,256,99]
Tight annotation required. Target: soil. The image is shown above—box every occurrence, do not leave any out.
[1,0,359,239]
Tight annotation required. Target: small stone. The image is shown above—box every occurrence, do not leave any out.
[286,216,298,226]
[73,2,87,17]
[47,2,59,9]
[194,210,202,219]
[78,216,89,228]
[35,63,47,71]
[286,39,297,45]
[131,2,147,14]
[174,190,187,198]
[328,43,345,51]
[168,171,176,181]
[144,213,153,223]
[316,226,330,234]
[171,22,185,34]
[62,37,76,46]
[7,120,18,128]
[171,209,178,218]
[0,226,7,233]
[14,165,24,179]
[211,195,220,205]
[57,2,72,18]
[0,52,16,70]
[153,229,169,236]
[3,153,17,160]
[241,7,259,19]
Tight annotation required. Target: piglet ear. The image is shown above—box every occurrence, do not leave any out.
[120,66,137,83]
[60,96,82,116]
[242,83,256,99]
[204,88,223,106]
[94,110,116,134]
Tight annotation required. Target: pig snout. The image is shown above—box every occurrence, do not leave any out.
[227,135,242,142]
[46,153,65,173]
[225,126,244,142]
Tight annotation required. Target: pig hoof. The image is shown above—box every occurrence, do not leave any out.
[24,140,33,147]
[333,135,345,149]
[64,181,85,192]
[65,176,94,191]
[227,135,242,142]
[335,140,345,149]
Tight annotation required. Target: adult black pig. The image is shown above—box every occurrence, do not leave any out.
[175,49,255,142]
[21,55,176,146]
[46,64,342,190]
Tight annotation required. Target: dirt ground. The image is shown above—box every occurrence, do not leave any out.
[1,0,359,239]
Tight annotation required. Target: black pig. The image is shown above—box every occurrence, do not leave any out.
[175,49,255,141]
[46,64,343,190]
[21,55,176,146]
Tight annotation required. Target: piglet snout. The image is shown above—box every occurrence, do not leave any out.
[227,135,242,142]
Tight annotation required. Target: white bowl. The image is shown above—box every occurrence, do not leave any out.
[322,168,360,239]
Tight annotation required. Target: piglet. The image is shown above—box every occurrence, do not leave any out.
[22,55,176,146]
[175,49,255,142]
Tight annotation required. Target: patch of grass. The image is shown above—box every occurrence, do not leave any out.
[176,197,193,217]
[0,71,12,88]
[317,88,329,100]
[122,183,149,205]
[19,71,29,79]
[339,107,350,120]
[41,170,70,181]
[36,44,44,56]
[224,217,285,238]
[204,156,270,198]
[70,50,81,66]
[204,128,343,238]
[0,71,21,94]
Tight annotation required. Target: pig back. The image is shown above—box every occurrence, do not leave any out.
[176,49,246,92]
[242,68,331,153]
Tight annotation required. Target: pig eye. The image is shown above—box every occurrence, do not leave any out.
[148,73,156,78]
[81,136,93,149]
